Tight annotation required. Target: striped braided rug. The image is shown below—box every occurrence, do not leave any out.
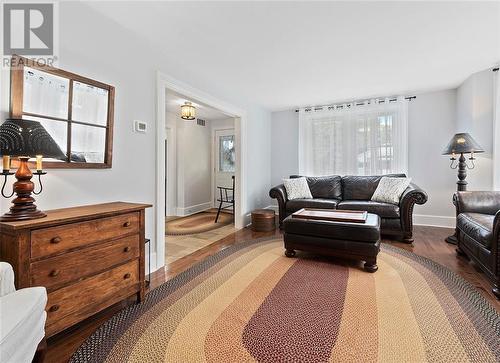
[71,238,500,363]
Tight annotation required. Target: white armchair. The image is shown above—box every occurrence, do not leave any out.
[0,262,47,363]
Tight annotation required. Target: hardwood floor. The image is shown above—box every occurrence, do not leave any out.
[46,224,499,363]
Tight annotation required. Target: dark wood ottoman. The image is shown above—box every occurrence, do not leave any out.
[283,213,381,272]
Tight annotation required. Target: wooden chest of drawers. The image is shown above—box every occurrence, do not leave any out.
[0,202,151,337]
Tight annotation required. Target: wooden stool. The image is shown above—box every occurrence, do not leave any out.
[251,209,276,231]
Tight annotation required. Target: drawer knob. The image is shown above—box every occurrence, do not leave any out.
[49,304,60,312]
[123,246,131,252]
[49,269,60,277]
[123,273,131,279]
[50,236,62,244]
[123,221,131,228]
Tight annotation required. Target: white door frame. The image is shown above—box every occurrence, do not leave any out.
[165,126,177,216]
[156,71,246,271]
[211,127,235,207]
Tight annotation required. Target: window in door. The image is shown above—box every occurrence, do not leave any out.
[219,135,235,172]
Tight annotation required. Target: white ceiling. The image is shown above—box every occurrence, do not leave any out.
[89,1,500,111]
[166,89,231,121]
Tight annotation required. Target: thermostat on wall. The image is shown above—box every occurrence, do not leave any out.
[134,120,147,133]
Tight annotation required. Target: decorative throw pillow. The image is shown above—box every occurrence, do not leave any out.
[283,177,313,200]
[371,177,412,205]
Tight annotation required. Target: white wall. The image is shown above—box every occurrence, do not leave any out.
[211,117,235,131]
[244,108,272,219]
[456,68,495,191]
[0,2,272,270]
[270,89,460,227]
[407,90,458,226]
[176,118,212,215]
[271,110,299,185]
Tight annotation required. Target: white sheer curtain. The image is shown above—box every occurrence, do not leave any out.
[299,97,408,176]
[493,69,500,190]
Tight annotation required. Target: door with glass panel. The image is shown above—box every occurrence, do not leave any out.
[214,129,235,206]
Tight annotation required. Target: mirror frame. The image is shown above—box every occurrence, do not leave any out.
[9,55,115,169]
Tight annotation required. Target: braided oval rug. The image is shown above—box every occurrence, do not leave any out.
[71,238,500,363]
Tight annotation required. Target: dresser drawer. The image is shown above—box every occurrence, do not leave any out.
[45,259,139,336]
[31,212,139,259]
[31,235,140,290]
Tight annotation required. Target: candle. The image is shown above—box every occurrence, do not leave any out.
[2,155,10,172]
[36,155,43,172]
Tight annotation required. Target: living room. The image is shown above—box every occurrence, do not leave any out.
[0,1,499,362]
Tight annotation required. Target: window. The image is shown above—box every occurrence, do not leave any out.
[9,55,115,168]
[219,135,235,172]
[299,98,408,176]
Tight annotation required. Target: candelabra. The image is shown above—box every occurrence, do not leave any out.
[442,133,484,244]
[1,157,47,221]
[0,118,65,221]
[448,152,477,192]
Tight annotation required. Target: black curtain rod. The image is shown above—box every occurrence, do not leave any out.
[493,67,499,72]
[294,96,416,112]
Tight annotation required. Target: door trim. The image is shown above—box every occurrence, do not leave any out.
[156,71,246,273]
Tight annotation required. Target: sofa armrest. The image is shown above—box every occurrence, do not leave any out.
[454,191,500,216]
[400,183,428,208]
[0,262,16,297]
[269,184,288,227]
[492,210,500,255]
[269,184,288,204]
[399,183,428,239]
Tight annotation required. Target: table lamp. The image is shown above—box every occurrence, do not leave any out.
[442,132,484,244]
[0,118,65,221]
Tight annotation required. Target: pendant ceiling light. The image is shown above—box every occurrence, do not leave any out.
[180,101,196,120]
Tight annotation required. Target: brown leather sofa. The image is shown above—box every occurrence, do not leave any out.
[269,174,427,243]
[454,191,500,299]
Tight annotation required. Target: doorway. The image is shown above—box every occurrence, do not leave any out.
[163,89,238,265]
[155,72,246,272]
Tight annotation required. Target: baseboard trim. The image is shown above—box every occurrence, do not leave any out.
[176,202,212,217]
[413,214,455,228]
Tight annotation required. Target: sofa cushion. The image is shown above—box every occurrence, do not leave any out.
[286,198,340,212]
[371,177,412,205]
[290,175,342,199]
[457,213,494,249]
[337,200,400,218]
[341,174,406,200]
[283,177,312,200]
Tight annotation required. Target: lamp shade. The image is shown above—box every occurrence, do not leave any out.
[442,133,484,155]
[0,118,66,159]
[180,101,196,120]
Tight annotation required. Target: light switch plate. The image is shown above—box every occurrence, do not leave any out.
[134,120,147,133]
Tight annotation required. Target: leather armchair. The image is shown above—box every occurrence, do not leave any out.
[454,191,500,299]
[0,262,47,363]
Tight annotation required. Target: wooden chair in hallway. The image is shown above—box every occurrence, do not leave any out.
[215,176,235,223]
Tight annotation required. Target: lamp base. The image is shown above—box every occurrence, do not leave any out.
[0,157,46,222]
[0,208,46,221]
